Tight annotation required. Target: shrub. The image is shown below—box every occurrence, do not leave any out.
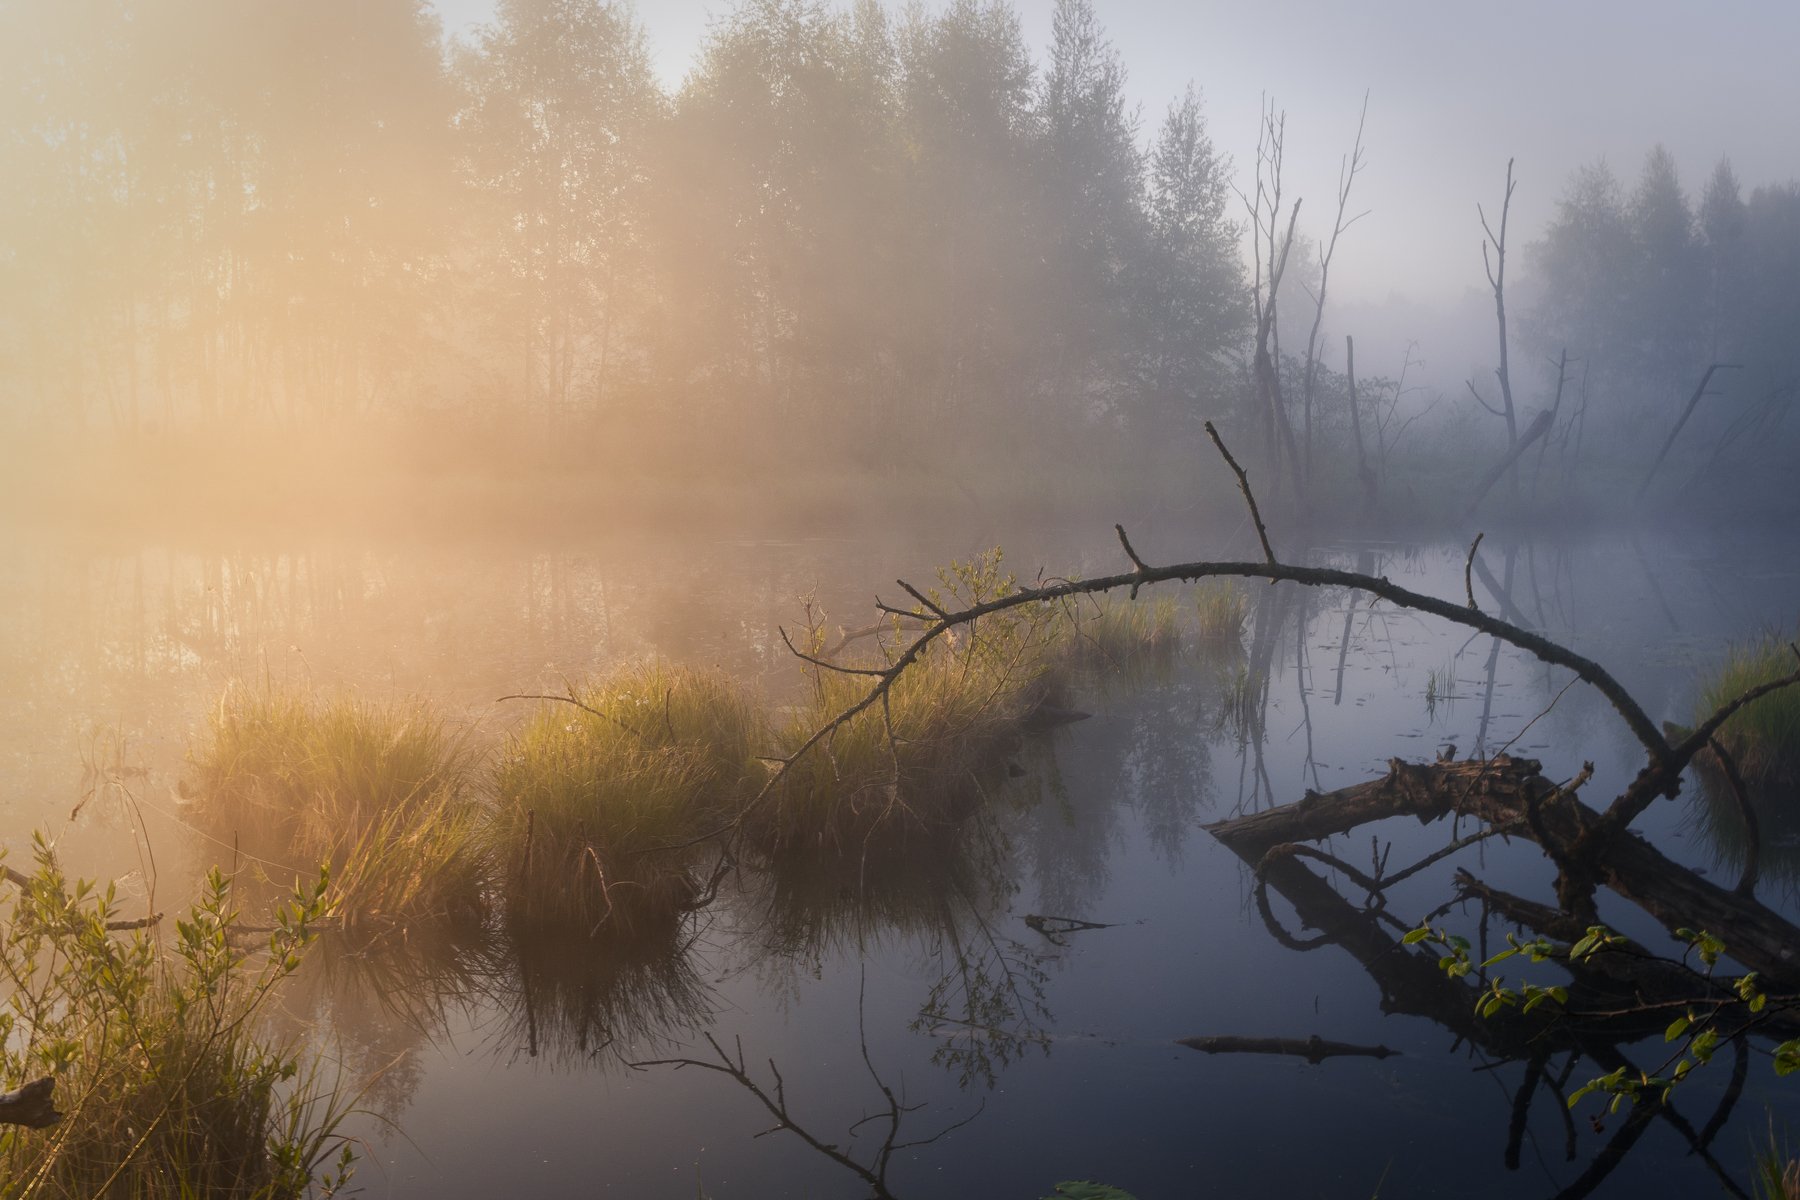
[0,838,351,1199]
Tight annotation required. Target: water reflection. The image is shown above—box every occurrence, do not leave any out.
[8,524,1800,1196]
[1686,758,1800,900]
[741,799,1052,1090]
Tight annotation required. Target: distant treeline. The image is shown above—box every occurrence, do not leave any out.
[0,0,1245,471]
[3,0,1796,501]
[1524,147,1800,456]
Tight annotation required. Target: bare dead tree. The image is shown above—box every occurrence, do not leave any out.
[1344,335,1376,512]
[1299,93,1371,486]
[1636,362,1745,502]
[1468,159,1520,492]
[1237,97,1305,509]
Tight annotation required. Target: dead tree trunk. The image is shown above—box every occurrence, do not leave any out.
[1462,408,1553,521]
[1635,362,1745,502]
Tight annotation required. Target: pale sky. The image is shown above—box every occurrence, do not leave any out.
[431,0,1800,315]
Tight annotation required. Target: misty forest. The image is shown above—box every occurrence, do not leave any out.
[2,1,1799,1197]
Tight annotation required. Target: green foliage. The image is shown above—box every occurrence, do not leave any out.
[0,838,350,1199]
[1402,919,1800,1112]
[188,686,487,926]
[489,661,763,929]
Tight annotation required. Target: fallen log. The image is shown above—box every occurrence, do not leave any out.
[1207,755,1800,991]
[0,1077,61,1128]
[1177,1034,1397,1064]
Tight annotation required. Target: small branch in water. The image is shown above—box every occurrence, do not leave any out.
[1464,532,1485,611]
[1177,1034,1398,1064]
[1204,421,1276,569]
[1024,913,1117,946]
[1114,524,1151,597]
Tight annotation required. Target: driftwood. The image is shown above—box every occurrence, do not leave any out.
[1177,1034,1396,1064]
[0,1077,61,1129]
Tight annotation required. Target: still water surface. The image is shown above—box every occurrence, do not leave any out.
[2,517,1796,1197]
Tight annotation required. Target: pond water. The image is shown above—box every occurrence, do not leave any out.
[2,514,1797,1198]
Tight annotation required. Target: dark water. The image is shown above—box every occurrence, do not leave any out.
[2,518,1797,1197]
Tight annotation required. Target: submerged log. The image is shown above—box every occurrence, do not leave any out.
[0,1077,61,1129]
[1207,755,1800,991]
[1177,1034,1397,1064]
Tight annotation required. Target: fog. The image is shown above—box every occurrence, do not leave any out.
[3,0,1796,531]
[6,6,1800,1195]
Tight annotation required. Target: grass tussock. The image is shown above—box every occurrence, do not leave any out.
[0,840,352,1199]
[758,552,1059,849]
[1057,594,1182,667]
[188,687,486,927]
[1193,579,1249,643]
[1696,632,1800,784]
[488,662,763,930]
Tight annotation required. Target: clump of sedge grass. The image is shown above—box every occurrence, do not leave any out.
[1057,594,1182,667]
[488,661,763,931]
[187,686,486,928]
[0,838,353,1199]
[1193,579,1248,643]
[757,552,1058,849]
[1695,632,1800,785]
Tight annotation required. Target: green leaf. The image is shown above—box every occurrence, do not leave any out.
[1479,947,1520,968]
[1664,1014,1692,1042]
[1402,927,1433,945]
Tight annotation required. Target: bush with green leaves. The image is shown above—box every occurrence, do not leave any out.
[0,836,351,1199]
[1406,919,1800,1114]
